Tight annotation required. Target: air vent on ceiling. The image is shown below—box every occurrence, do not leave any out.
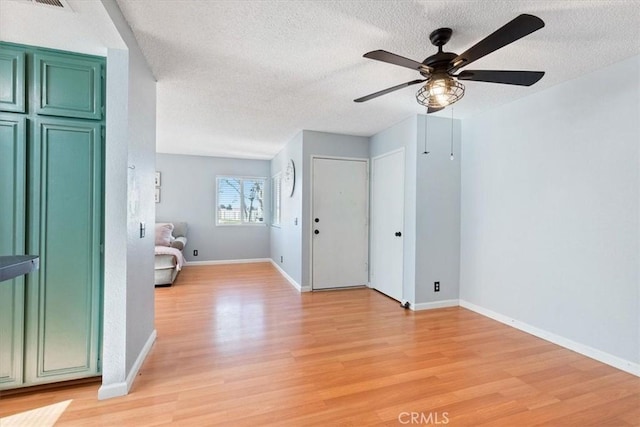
[9,0,72,11]
[35,0,64,6]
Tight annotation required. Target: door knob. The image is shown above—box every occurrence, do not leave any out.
[314,230,320,235]
[395,231,402,237]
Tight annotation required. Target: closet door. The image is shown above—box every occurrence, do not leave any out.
[0,115,26,389]
[25,117,102,384]
[0,47,26,113]
[34,52,102,120]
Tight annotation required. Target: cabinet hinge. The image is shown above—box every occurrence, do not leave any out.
[101,127,105,139]
[100,243,104,254]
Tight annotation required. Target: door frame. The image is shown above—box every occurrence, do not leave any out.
[370,147,405,301]
[309,155,370,290]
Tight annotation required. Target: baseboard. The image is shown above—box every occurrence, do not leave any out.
[412,299,459,311]
[459,300,640,377]
[269,260,310,292]
[125,329,157,392]
[97,381,127,400]
[97,329,157,400]
[185,258,271,266]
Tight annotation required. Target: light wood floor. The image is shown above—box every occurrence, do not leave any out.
[1,263,638,426]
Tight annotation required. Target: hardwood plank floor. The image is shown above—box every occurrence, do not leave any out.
[1,262,638,426]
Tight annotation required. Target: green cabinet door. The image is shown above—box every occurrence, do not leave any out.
[0,47,26,113]
[35,52,102,120]
[25,117,102,384]
[0,115,27,389]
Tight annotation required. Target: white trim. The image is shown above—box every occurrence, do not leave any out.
[270,259,310,292]
[459,300,640,377]
[98,329,157,400]
[371,147,406,162]
[270,172,282,227]
[125,329,157,391]
[412,299,459,311]
[186,258,271,266]
[97,381,127,400]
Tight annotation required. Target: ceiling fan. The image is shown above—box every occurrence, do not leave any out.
[354,14,545,113]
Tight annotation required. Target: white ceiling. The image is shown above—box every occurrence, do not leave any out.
[0,0,126,55]
[114,0,640,160]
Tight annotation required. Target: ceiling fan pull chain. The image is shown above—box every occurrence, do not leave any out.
[450,108,455,161]
[423,111,429,155]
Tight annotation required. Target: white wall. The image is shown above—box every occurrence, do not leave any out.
[98,46,128,397]
[156,154,271,262]
[99,0,157,398]
[460,55,639,369]
[270,132,304,286]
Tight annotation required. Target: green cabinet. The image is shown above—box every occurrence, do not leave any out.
[0,115,26,388]
[0,48,26,113]
[0,43,104,390]
[24,118,103,384]
[35,53,103,120]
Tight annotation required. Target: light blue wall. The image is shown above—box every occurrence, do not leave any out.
[269,130,369,288]
[370,115,461,306]
[123,37,157,376]
[301,130,370,288]
[460,55,640,365]
[415,115,461,303]
[270,132,304,285]
[156,154,271,262]
[370,116,418,303]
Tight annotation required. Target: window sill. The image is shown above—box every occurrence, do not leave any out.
[216,223,268,227]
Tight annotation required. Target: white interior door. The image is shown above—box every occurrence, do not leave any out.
[312,158,368,289]
[371,149,405,301]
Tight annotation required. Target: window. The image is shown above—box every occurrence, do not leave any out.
[271,173,281,227]
[216,176,266,225]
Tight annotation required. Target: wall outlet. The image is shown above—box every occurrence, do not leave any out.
[434,281,440,292]
[193,250,198,256]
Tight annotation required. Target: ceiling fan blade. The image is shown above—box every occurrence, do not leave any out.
[427,107,444,114]
[363,50,428,71]
[449,14,544,72]
[457,70,545,86]
[354,79,426,103]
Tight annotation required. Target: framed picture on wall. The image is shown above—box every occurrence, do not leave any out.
[155,187,161,203]
[155,172,161,187]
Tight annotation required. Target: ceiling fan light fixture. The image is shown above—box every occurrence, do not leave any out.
[416,74,465,108]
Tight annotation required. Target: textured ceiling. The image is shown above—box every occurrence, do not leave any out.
[115,0,640,159]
